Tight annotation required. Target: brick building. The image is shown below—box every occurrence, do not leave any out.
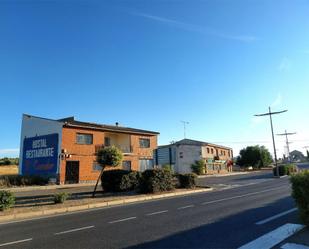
[19,114,159,184]
[154,139,233,174]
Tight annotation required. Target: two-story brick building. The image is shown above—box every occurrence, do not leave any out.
[19,114,159,184]
[154,139,233,174]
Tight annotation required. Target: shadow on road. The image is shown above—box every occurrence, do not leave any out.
[124,196,299,249]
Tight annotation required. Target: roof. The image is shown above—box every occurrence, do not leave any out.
[23,114,159,136]
[159,139,232,150]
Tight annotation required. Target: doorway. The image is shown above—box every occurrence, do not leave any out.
[65,161,79,184]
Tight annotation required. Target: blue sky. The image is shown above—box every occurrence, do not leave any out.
[1,0,309,158]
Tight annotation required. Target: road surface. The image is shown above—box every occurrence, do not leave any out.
[0,170,298,249]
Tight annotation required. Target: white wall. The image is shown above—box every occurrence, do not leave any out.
[19,114,63,174]
[175,145,202,174]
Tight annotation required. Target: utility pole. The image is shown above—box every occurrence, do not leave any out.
[277,130,296,163]
[254,107,287,177]
[303,146,309,161]
[180,120,189,139]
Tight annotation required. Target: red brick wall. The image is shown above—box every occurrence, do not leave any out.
[59,127,157,184]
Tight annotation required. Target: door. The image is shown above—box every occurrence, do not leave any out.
[65,161,79,184]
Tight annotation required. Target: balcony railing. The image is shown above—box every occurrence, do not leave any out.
[95,144,132,154]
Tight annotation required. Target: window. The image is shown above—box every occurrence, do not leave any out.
[179,152,183,158]
[122,160,131,171]
[92,162,102,171]
[207,148,210,154]
[76,133,93,145]
[139,159,153,171]
[211,148,214,154]
[139,138,150,148]
[104,137,111,146]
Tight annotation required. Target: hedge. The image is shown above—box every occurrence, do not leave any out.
[0,175,49,187]
[290,171,309,225]
[139,169,174,193]
[0,190,15,211]
[178,173,197,189]
[101,170,141,192]
[273,164,298,176]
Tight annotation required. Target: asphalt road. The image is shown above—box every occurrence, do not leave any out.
[0,171,298,249]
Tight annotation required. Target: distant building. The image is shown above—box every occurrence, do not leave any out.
[154,139,233,174]
[19,114,159,184]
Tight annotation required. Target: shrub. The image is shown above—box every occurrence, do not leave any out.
[101,170,141,192]
[290,171,309,225]
[0,191,15,211]
[178,173,197,189]
[0,175,49,187]
[273,164,298,176]
[191,160,205,175]
[54,192,69,204]
[139,168,174,193]
[162,164,174,174]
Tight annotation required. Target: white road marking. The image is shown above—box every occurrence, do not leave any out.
[146,210,168,216]
[177,205,194,210]
[256,208,298,225]
[281,243,309,249]
[202,186,284,205]
[54,225,94,235]
[0,238,33,247]
[238,223,305,249]
[108,217,137,224]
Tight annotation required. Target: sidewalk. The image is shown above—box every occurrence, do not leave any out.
[197,171,250,178]
[0,182,96,193]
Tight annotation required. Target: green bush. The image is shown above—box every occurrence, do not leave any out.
[54,192,69,204]
[0,175,49,187]
[191,160,205,175]
[139,168,174,193]
[290,171,309,225]
[0,191,15,211]
[119,171,142,191]
[101,170,141,192]
[178,173,197,189]
[273,164,298,176]
[162,164,174,174]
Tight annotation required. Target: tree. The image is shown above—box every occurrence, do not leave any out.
[307,150,309,161]
[191,160,205,175]
[236,145,272,168]
[92,146,123,197]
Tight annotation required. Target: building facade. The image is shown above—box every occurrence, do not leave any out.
[19,114,159,184]
[154,139,233,174]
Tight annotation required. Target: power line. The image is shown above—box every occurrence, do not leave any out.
[277,130,296,162]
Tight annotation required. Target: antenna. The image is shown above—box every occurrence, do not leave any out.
[180,120,189,138]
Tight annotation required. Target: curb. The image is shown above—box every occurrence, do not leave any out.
[0,188,212,223]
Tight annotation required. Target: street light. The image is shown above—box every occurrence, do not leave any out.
[254,107,287,177]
